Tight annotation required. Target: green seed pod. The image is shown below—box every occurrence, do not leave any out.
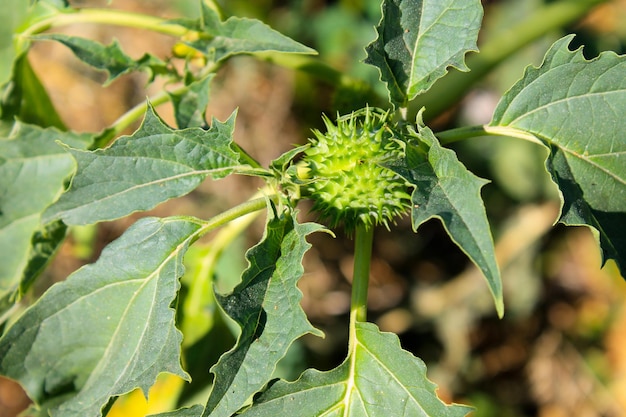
[301,108,411,230]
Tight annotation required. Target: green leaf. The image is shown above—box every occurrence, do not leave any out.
[1,54,66,129]
[0,0,28,86]
[490,35,626,275]
[186,4,316,63]
[168,74,214,129]
[389,122,503,316]
[43,105,243,225]
[364,0,482,107]
[34,34,173,85]
[239,321,472,416]
[203,206,324,417]
[0,216,202,417]
[0,123,92,311]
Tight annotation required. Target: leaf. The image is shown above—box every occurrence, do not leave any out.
[168,74,214,129]
[0,123,92,310]
[490,35,626,275]
[0,0,28,86]
[388,122,503,316]
[0,216,202,417]
[203,206,324,417]
[1,54,66,129]
[34,34,173,85]
[185,3,316,63]
[43,105,243,225]
[364,0,482,107]
[239,321,472,416]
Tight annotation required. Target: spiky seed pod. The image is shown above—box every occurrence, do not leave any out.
[301,108,411,230]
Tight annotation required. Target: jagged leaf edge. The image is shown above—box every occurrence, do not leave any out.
[387,119,503,316]
[237,321,472,416]
[489,35,626,275]
[364,0,482,107]
[202,204,325,417]
[0,216,203,417]
[41,104,253,225]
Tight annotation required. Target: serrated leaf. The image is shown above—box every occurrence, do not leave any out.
[203,206,324,417]
[490,35,626,275]
[186,3,316,63]
[0,216,202,417]
[0,123,92,311]
[168,74,213,129]
[34,34,173,85]
[389,123,503,316]
[364,0,482,107]
[43,105,243,225]
[239,321,472,416]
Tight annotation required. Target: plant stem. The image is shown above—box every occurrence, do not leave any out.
[436,124,544,146]
[344,223,374,407]
[350,224,374,324]
[409,0,607,122]
[21,8,188,41]
[194,195,273,241]
[105,88,176,142]
[89,88,174,148]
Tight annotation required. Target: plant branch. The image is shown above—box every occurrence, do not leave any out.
[409,0,608,122]
[20,8,188,41]
[193,195,274,242]
[93,68,218,149]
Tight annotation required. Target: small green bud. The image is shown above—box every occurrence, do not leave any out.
[302,108,411,230]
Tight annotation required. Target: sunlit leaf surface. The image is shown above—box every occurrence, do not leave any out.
[491,35,626,275]
[203,208,324,417]
[183,3,316,63]
[43,105,242,225]
[388,123,503,316]
[365,0,482,106]
[0,217,202,417]
[0,123,91,311]
[238,322,472,417]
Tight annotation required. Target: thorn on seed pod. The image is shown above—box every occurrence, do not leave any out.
[302,107,411,231]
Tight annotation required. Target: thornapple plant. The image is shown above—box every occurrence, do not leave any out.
[0,0,623,416]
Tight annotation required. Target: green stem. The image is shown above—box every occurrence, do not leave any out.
[94,67,219,149]
[90,88,175,149]
[436,124,544,146]
[20,8,188,41]
[409,0,607,122]
[350,224,374,324]
[344,223,374,407]
[108,88,174,141]
[194,195,273,241]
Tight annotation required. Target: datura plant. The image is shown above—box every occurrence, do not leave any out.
[0,0,624,416]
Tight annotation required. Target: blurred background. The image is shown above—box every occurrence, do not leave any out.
[1,0,626,416]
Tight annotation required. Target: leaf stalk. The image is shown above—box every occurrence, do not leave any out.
[436,124,544,146]
[20,8,189,41]
[194,195,273,242]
